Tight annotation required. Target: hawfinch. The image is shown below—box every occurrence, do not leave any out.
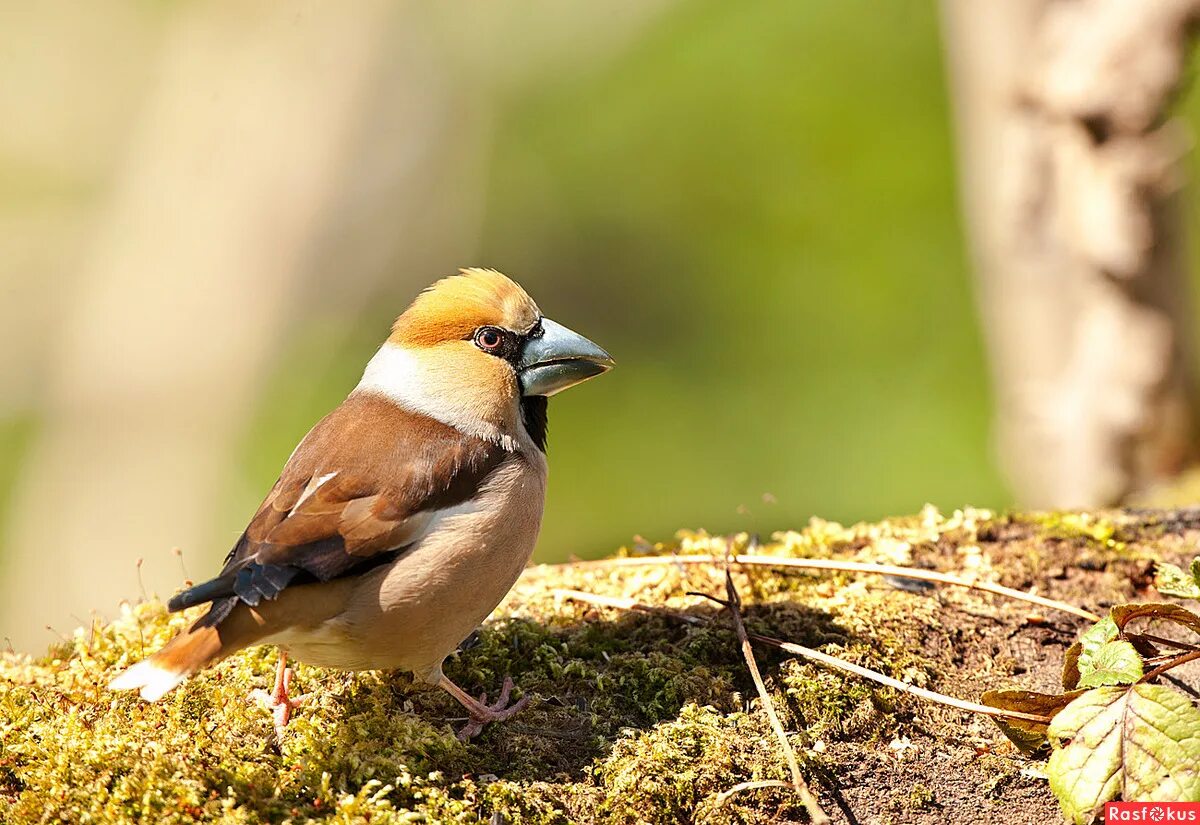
[110,269,613,739]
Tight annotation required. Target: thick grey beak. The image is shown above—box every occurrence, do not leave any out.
[517,317,614,397]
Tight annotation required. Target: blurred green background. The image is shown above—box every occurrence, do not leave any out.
[3,0,1199,649]
[231,1,1000,560]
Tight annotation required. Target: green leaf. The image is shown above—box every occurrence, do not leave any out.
[981,689,1086,754]
[1063,616,1118,690]
[1083,616,1119,647]
[1154,561,1200,600]
[1076,641,1143,688]
[1046,684,1200,824]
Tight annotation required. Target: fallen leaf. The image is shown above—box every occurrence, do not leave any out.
[982,688,1086,754]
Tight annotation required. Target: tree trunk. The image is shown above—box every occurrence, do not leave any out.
[940,0,1200,509]
[0,0,399,652]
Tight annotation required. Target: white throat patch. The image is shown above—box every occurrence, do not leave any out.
[354,344,518,451]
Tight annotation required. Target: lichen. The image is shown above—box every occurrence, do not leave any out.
[3,507,1195,824]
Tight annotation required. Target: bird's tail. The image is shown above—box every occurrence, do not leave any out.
[108,602,251,701]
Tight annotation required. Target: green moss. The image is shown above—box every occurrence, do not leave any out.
[780,657,883,740]
[3,507,1191,823]
[1024,512,1125,550]
[907,783,937,810]
[593,704,803,825]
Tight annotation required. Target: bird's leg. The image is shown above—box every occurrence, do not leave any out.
[248,650,310,742]
[438,674,530,741]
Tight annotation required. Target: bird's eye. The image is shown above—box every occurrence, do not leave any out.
[474,326,505,352]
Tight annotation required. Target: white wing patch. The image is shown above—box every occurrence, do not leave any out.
[291,471,338,515]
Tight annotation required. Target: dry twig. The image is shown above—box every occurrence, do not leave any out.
[721,557,830,824]
[1140,649,1200,684]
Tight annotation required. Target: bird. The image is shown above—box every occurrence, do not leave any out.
[109,268,613,740]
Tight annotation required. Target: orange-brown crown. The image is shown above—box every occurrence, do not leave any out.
[389,268,541,347]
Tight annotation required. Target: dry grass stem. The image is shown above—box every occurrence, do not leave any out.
[556,553,1101,622]
[712,779,794,808]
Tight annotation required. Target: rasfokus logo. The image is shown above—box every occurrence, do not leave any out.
[1105,802,1200,822]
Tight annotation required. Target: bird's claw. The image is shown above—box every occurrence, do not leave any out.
[456,676,530,741]
[248,665,310,743]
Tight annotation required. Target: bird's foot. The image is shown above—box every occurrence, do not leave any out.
[441,675,531,741]
[248,655,310,743]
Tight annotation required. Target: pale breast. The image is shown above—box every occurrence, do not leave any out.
[276,452,547,679]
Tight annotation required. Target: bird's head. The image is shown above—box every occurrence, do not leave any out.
[358,268,613,448]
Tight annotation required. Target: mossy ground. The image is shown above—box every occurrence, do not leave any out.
[3,507,1199,824]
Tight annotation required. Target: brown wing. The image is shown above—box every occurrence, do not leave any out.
[168,393,507,613]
